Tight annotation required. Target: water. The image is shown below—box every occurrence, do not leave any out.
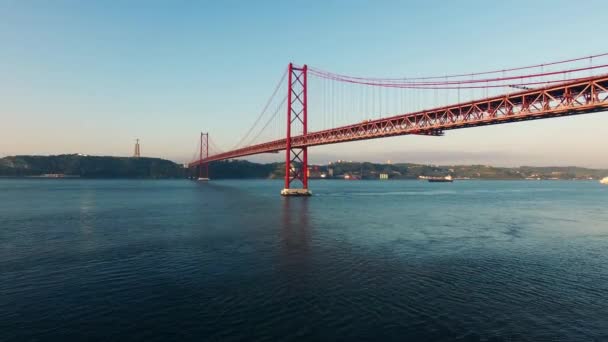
[1,179,608,341]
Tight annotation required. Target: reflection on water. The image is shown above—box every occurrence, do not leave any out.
[1,179,608,341]
[79,190,95,236]
[280,197,311,252]
[279,197,312,297]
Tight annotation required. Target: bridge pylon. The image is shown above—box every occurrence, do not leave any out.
[281,63,311,196]
[198,132,210,181]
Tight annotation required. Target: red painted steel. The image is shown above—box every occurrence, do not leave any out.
[205,133,209,178]
[189,75,608,168]
[284,64,292,189]
[302,65,308,189]
[283,64,309,190]
[198,132,209,178]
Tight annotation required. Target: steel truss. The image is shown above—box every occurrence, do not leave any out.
[189,75,608,167]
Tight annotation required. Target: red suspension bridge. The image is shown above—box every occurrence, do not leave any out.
[189,53,608,195]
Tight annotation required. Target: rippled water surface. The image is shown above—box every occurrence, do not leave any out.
[1,179,608,341]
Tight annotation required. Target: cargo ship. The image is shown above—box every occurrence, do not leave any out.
[428,175,453,183]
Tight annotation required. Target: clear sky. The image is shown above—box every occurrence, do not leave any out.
[2,0,608,167]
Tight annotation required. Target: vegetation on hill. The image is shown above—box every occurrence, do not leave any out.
[0,155,185,178]
[312,162,608,180]
[1,155,606,180]
[206,160,280,179]
[199,160,608,180]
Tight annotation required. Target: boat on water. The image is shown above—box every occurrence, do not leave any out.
[600,177,608,185]
[428,175,453,183]
[197,177,210,181]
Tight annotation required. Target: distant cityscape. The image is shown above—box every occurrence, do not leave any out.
[288,160,608,181]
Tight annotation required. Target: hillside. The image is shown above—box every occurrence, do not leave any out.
[206,160,280,179]
[0,155,185,178]
[309,162,608,180]
[197,161,608,180]
[2,155,606,180]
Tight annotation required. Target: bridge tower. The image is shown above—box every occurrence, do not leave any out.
[281,63,311,196]
[198,132,210,181]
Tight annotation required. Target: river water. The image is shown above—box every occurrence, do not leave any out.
[1,179,607,341]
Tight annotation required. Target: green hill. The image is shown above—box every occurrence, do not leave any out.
[2,155,606,180]
[0,155,185,178]
[311,162,608,180]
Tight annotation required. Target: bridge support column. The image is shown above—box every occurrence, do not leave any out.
[198,132,210,181]
[281,63,311,196]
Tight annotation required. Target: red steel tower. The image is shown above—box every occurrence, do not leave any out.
[281,63,311,196]
[198,132,210,181]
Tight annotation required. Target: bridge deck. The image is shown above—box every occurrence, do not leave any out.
[189,75,608,167]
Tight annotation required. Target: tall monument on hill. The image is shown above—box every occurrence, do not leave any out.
[134,139,141,158]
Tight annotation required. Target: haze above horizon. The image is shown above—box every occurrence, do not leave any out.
[2,1,608,167]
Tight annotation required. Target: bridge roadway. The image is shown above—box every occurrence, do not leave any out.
[189,74,608,168]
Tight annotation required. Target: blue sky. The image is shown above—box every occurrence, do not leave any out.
[2,0,608,167]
